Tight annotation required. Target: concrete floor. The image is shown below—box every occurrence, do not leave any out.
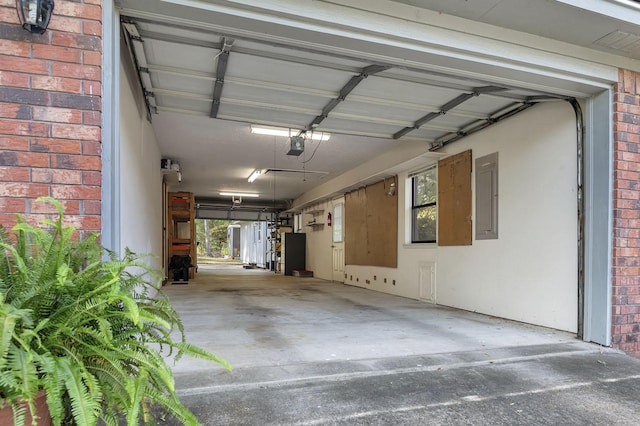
[163,264,640,425]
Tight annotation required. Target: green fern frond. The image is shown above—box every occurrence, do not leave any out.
[56,358,101,426]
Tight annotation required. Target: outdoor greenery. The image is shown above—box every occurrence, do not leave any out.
[0,198,231,425]
[412,167,437,243]
[195,219,233,257]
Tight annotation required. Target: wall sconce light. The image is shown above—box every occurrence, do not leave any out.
[387,182,396,197]
[17,0,55,34]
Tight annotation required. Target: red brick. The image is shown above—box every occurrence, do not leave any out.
[32,76,82,94]
[52,154,100,171]
[621,151,640,163]
[52,63,101,81]
[30,168,53,183]
[52,32,100,51]
[0,182,49,198]
[83,50,101,66]
[62,214,101,232]
[0,7,19,25]
[0,151,49,167]
[51,185,100,200]
[83,80,101,97]
[56,2,102,20]
[51,169,82,185]
[33,44,82,63]
[0,213,18,229]
[31,138,82,154]
[51,124,100,141]
[615,170,640,181]
[0,166,29,181]
[0,103,30,120]
[83,21,101,37]
[0,197,26,213]
[0,119,48,137]
[47,16,82,34]
[82,170,101,185]
[623,69,637,94]
[31,199,80,215]
[0,71,29,88]
[33,106,83,124]
[0,39,31,57]
[82,111,101,126]
[0,54,48,74]
[0,135,28,151]
[81,141,101,156]
[83,199,101,215]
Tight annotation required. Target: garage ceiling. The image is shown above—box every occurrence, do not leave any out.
[116,0,624,217]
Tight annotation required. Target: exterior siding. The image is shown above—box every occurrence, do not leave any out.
[613,69,640,357]
[0,0,102,235]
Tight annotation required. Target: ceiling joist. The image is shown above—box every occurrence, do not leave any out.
[210,37,234,118]
[303,64,391,134]
[393,86,507,139]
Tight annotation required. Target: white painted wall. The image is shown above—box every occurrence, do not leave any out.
[305,102,578,332]
[119,62,163,272]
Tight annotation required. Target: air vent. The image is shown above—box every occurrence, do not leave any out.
[594,30,640,54]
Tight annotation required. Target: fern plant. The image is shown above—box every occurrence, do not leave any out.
[0,197,231,426]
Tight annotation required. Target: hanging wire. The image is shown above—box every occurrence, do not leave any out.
[298,132,325,164]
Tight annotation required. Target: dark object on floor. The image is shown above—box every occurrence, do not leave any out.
[169,254,192,282]
[292,270,313,277]
[243,263,257,269]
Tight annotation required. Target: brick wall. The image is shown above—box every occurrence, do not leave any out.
[613,69,640,358]
[0,0,102,235]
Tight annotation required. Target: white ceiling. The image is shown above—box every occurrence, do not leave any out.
[116,0,637,215]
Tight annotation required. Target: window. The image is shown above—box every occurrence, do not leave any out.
[333,203,343,243]
[411,166,437,243]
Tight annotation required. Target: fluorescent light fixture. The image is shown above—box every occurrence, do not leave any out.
[250,125,330,141]
[220,192,259,198]
[247,169,262,183]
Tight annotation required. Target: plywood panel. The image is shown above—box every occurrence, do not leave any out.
[345,188,367,265]
[438,150,472,246]
[366,179,398,267]
[345,177,398,267]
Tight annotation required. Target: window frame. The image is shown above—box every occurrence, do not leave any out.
[411,166,437,244]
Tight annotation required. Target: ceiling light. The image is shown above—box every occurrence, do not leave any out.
[250,125,330,141]
[247,169,262,183]
[220,192,259,198]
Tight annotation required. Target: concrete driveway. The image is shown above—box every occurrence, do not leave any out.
[163,265,640,425]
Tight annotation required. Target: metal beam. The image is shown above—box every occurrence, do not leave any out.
[124,14,570,98]
[429,102,538,151]
[393,86,507,139]
[210,37,234,118]
[303,64,390,134]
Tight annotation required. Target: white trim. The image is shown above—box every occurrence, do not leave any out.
[101,1,121,254]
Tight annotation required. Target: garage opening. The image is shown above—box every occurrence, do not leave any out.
[110,1,611,346]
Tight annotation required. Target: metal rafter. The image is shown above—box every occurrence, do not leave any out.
[429,101,539,151]
[303,64,391,134]
[393,86,506,140]
[126,14,571,98]
[210,37,234,118]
